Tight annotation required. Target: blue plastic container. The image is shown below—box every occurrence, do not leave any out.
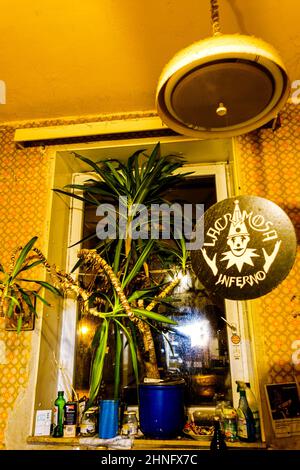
[138,378,185,438]
[98,399,119,438]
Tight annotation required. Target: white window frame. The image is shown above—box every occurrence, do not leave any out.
[57,160,254,410]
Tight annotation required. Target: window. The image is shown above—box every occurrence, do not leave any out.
[75,172,233,406]
[34,135,257,419]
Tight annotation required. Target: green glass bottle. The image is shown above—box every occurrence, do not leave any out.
[53,391,66,437]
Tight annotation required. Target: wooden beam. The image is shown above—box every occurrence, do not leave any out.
[14,116,168,145]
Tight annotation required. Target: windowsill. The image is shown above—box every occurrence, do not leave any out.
[27,435,267,450]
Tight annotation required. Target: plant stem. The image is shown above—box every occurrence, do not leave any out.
[78,249,160,378]
[146,278,180,312]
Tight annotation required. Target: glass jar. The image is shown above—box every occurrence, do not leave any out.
[222,404,237,442]
[121,410,138,437]
[214,399,231,434]
[79,406,98,436]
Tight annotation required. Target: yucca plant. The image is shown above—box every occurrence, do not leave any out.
[53,143,192,406]
[0,236,62,332]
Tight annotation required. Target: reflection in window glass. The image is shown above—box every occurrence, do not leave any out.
[156,272,232,405]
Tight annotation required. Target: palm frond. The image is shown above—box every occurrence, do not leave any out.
[132,308,177,325]
[10,236,38,279]
[19,279,62,297]
[52,188,99,206]
[88,318,109,406]
[115,319,139,388]
[114,324,122,400]
[122,239,154,288]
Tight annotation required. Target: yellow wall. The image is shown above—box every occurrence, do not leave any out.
[0,125,52,449]
[235,102,300,447]
[0,105,300,448]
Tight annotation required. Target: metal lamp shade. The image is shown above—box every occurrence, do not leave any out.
[156,34,290,138]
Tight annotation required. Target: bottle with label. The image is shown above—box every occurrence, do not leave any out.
[236,381,261,441]
[210,416,227,452]
[53,391,66,438]
[236,387,255,442]
[245,383,261,441]
[64,401,78,437]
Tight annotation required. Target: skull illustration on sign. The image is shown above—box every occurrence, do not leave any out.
[221,200,259,273]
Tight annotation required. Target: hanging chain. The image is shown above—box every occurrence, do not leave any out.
[210,0,221,36]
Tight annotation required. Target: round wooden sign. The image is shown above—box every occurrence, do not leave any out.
[191,196,297,300]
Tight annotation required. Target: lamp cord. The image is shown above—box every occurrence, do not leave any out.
[210,0,221,36]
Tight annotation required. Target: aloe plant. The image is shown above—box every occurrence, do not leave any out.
[0,236,62,332]
[53,143,191,405]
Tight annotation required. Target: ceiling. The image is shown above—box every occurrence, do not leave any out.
[0,0,299,124]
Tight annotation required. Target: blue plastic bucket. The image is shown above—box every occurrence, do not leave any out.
[138,379,185,438]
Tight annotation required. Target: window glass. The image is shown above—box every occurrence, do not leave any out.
[74,175,232,405]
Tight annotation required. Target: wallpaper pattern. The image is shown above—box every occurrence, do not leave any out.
[236,102,300,384]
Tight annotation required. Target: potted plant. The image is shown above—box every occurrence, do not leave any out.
[0,236,62,332]
[52,143,193,437]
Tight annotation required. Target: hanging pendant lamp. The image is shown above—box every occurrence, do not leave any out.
[156,0,290,138]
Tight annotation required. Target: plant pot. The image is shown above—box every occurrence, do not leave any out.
[98,399,119,438]
[138,378,185,439]
[4,293,36,331]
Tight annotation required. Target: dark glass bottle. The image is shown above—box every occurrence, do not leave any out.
[237,389,256,442]
[210,416,227,452]
[53,391,66,437]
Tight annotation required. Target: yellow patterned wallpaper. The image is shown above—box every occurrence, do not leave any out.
[236,103,300,385]
[0,125,50,448]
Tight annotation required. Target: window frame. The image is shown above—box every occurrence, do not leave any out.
[57,159,254,409]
